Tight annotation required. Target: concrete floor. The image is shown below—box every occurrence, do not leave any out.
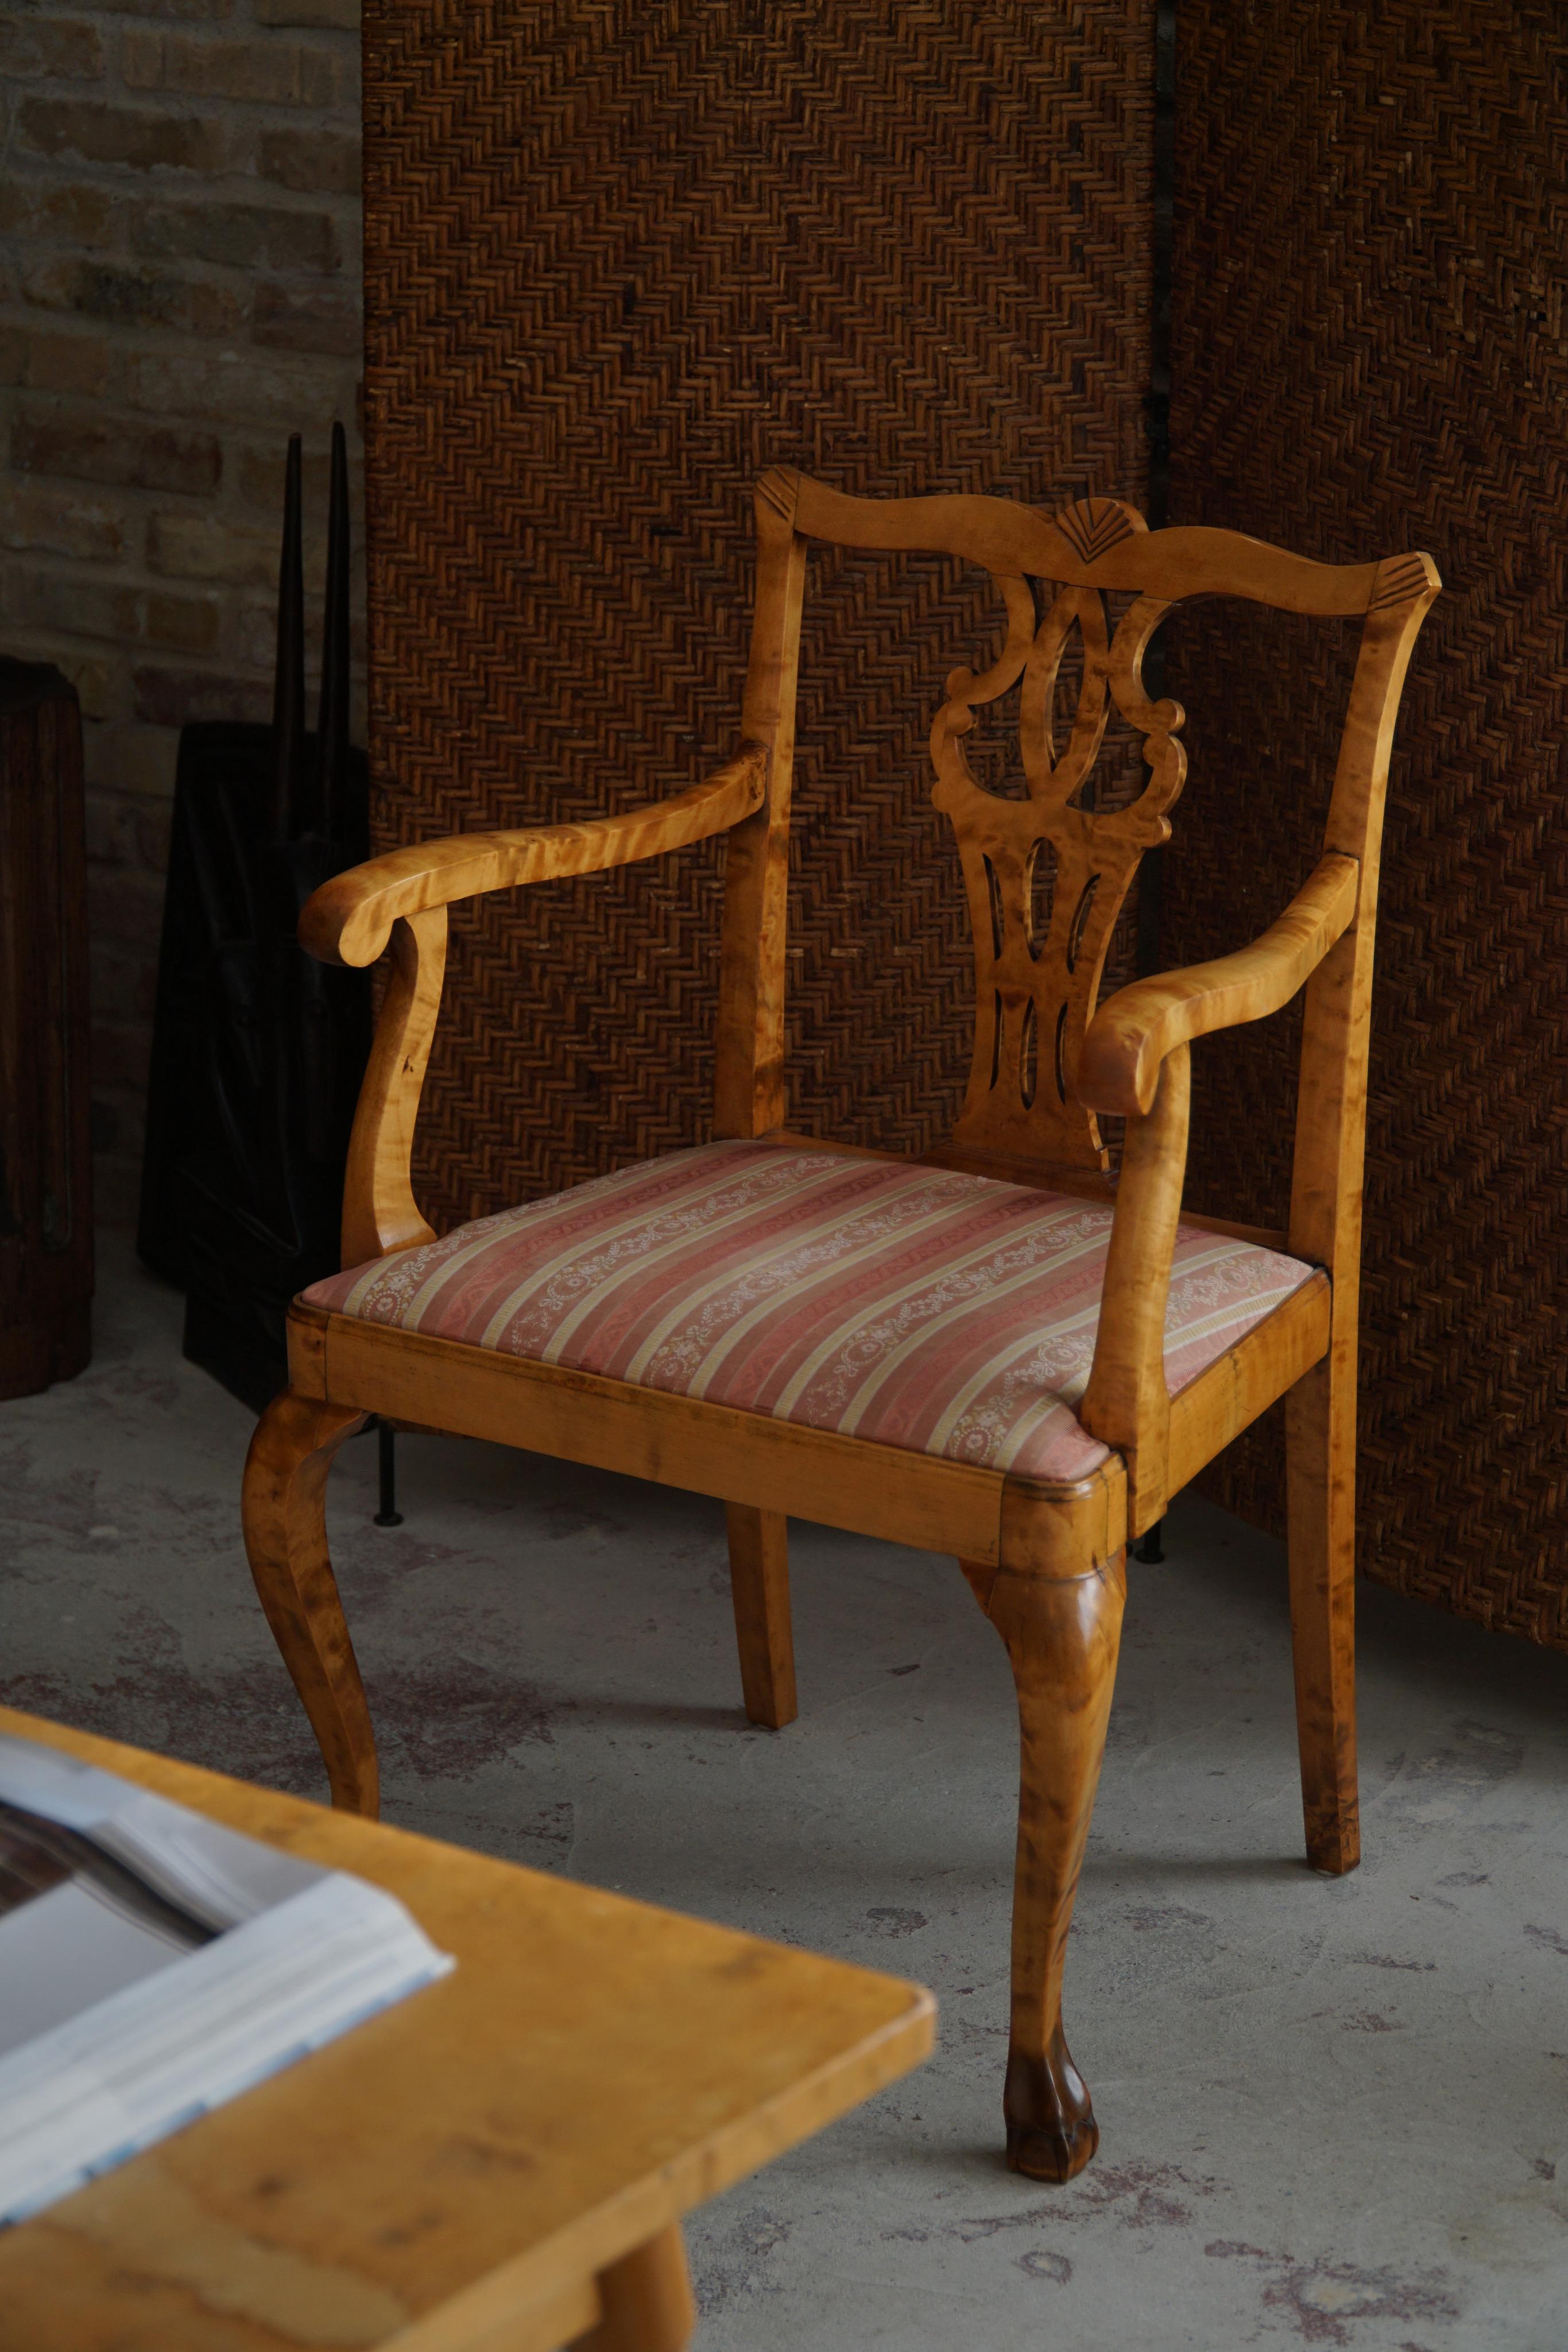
[5,1240,1568,2349]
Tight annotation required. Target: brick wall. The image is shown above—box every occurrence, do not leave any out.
[0,0,363,1221]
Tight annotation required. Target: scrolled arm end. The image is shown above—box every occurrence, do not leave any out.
[1077,1007,1168,1123]
[298,865,396,969]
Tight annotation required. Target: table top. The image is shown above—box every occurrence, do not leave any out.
[0,1708,933,2352]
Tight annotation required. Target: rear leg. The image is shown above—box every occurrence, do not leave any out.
[725,1503,797,1729]
[1286,1353,1359,1872]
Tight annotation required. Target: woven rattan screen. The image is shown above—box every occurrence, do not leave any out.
[1166,3,1568,1643]
[362,1,1154,1231]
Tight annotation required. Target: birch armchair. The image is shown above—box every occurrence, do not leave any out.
[243,471,1438,2184]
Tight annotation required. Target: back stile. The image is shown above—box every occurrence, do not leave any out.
[715,470,808,1138]
[1281,555,1437,1885]
[340,908,446,1267]
[1289,559,1441,1297]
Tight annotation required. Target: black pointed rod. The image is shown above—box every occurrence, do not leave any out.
[316,418,351,842]
[272,432,306,841]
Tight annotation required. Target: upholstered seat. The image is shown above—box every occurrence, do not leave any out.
[305,1141,1313,1488]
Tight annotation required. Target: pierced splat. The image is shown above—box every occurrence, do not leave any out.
[930,500,1187,1174]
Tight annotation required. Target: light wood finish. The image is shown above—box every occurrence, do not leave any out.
[999,1461,1127,1585]
[1079,1045,1190,1533]
[959,1549,1126,2181]
[1277,578,1438,1879]
[1167,1271,1330,1501]
[1286,1356,1358,1872]
[341,907,447,1266]
[318,756,766,1270]
[249,474,1438,2180]
[714,473,808,1138]
[1078,853,1358,1117]
[294,1306,1024,1569]
[930,566,1185,1175]
[242,1391,375,1816]
[785,472,1392,613]
[725,1504,797,1730]
[301,751,768,971]
[0,1709,931,2352]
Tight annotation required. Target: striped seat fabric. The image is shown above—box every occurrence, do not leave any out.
[304,1142,1315,1488]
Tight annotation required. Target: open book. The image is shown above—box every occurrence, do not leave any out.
[0,1734,454,2225]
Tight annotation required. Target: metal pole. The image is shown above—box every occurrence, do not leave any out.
[374,1420,404,1527]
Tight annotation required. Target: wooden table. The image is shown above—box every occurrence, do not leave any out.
[0,1708,934,2352]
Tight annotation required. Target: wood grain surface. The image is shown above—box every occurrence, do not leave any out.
[257,474,1436,2187]
[0,1709,932,2352]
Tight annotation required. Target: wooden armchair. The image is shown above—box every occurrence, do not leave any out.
[243,471,1438,2183]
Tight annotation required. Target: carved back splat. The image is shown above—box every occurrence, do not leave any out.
[931,513,1184,1171]
[717,469,1439,1200]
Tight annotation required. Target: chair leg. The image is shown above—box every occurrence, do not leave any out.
[961,1548,1125,2183]
[1286,1353,1360,1874]
[725,1503,797,1729]
[242,1389,380,1816]
[576,2223,696,2351]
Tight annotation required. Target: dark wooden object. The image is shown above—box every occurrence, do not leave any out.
[0,662,92,1401]
[137,428,370,1411]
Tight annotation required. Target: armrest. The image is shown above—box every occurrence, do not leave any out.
[1077,853,1360,1117]
[300,744,769,969]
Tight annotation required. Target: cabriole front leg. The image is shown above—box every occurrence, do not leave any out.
[961,1547,1126,2181]
[242,1390,378,1816]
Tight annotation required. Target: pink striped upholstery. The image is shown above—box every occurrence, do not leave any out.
[304,1142,1314,1487]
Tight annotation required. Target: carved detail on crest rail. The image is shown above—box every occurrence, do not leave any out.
[1054,496,1141,567]
[930,500,1187,1170]
[1368,554,1432,613]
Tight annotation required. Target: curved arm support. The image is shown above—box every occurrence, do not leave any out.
[1079,1045,1191,1529]
[328,751,766,1267]
[340,906,447,1267]
[1077,853,1360,1118]
[301,745,770,970]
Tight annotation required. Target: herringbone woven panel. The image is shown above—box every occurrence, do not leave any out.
[1167,3,1568,1643]
[363,0,1154,1232]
